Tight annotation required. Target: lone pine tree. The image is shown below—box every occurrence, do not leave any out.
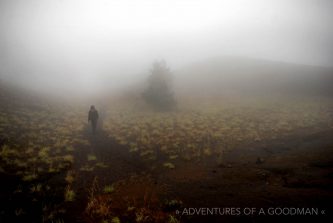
[142,60,176,111]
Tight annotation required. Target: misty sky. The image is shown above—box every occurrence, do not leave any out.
[0,0,332,96]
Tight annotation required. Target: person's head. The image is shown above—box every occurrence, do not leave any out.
[90,105,95,110]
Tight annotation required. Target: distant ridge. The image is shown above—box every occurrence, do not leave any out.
[174,56,333,97]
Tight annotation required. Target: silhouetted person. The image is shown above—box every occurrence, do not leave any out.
[88,105,99,134]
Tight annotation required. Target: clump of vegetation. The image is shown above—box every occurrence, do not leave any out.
[30,184,42,193]
[0,144,17,157]
[111,216,121,223]
[64,186,75,202]
[80,164,94,172]
[15,208,25,216]
[103,185,114,194]
[22,172,38,181]
[65,145,74,152]
[38,147,50,158]
[163,162,175,169]
[87,154,97,161]
[65,170,75,184]
[63,154,74,163]
[96,162,108,168]
[168,215,180,223]
[164,199,183,211]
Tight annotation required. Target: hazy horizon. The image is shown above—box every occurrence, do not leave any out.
[0,0,332,97]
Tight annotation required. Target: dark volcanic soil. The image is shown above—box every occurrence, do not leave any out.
[68,127,333,222]
[1,127,333,223]
[161,129,333,222]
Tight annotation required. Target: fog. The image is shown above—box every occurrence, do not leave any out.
[0,0,332,99]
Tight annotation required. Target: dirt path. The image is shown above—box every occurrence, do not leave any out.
[62,127,152,222]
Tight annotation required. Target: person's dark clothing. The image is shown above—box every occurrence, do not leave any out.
[88,108,99,133]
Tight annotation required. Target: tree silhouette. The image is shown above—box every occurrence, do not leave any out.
[142,61,176,111]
